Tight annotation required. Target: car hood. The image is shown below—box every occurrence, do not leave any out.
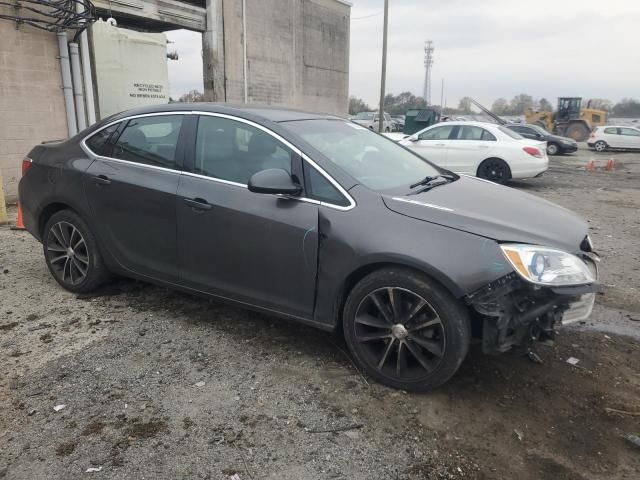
[547,134,577,144]
[382,175,588,253]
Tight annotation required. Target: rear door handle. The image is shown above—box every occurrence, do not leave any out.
[434,143,446,147]
[91,175,111,186]
[183,198,212,211]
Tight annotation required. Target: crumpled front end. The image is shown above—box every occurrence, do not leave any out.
[466,252,598,354]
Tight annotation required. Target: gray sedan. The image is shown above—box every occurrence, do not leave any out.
[18,104,599,391]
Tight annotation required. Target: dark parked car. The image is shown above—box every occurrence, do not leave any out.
[19,104,599,391]
[507,124,578,155]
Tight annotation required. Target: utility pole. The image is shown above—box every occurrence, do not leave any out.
[440,78,444,115]
[423,40,434,105]
[378,0,389,133]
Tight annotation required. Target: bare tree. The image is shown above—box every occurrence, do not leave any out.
[178,90,205,103]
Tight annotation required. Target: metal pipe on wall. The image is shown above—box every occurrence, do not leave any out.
[76,1,96,125]
[79,30,97,125]
[57,31,78,137]
[69,42,87,131]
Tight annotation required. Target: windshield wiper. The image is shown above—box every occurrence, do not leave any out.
[409,173,457,190]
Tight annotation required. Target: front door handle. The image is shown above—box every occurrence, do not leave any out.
[183,198,212,211]
[434,143,446,147]
[91,175,111,186]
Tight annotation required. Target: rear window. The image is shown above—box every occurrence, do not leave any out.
[85,123,120,156]
[498,126,523,139]
[604,127,618,135]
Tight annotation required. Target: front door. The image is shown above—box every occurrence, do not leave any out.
[83,114,185,281]
[619,127,640,148]
[176,114,319,318]
[408,123,456,167]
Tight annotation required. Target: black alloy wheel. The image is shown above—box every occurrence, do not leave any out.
[477,158,511,184]
[46,221,90,286]
[343,269,471,391]
[43,210,109,293]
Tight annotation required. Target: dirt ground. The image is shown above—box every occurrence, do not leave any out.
[1,146,639,480]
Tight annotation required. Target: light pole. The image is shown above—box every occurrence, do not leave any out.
[378,0,389,133]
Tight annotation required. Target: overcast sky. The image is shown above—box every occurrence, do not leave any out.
[167,0,640,107]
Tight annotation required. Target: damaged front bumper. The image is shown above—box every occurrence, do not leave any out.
[466,269,598,354]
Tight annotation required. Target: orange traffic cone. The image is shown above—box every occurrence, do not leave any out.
[605,158,615,171]
[11,202,25,230]
[585,159,596,172]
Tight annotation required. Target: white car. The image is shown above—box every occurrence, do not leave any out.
[397,121,548,183]
[588,126,640,152]
[352,111,394,132]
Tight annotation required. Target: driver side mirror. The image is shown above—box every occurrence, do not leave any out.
[248,168,302,196]
[409,135,420,142]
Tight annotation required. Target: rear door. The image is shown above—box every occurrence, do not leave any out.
[176,113,319,318]
[406,124,456,166]
[603,127,622,147]
[83,113,186,282]
[446,125,498,174]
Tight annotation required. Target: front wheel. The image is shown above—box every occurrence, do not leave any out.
[594,140,607,152]
[342,268,471,391]
[43,210,109,293]
[546,143,559,156]
[476,158,511,184]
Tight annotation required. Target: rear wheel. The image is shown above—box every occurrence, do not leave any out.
[342,268,471,391]
[43,210,109,293]
[594,140,607,152]
[546,143,560,155]
[476,158,511,184]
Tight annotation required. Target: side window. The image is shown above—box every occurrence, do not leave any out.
[419,125,454,141]
[304,164,349,207]
[604,127,618,135]
[195,115,292,185]
[456,126,496,141]
[620,128,640,137]
[85,123,120,156]
[112,115,183,168]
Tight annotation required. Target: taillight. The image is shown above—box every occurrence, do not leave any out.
[523,147,543,158]
[22,158,33,176]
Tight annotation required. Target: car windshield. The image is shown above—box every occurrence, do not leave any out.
[284,119,441,191]
[354,112,374,120]
[499,126,523,140]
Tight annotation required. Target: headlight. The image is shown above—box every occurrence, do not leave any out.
[500,244,595,286]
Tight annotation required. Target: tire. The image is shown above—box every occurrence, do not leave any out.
[476,158,511,184]
[43,210,110,293]
[565,122,590,142]
[594,140,607,152]
[546,143,560,156]
[342,268,471,392]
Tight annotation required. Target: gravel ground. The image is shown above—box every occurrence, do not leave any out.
[1,146,639,480]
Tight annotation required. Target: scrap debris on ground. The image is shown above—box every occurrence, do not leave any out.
[1,148,639,479]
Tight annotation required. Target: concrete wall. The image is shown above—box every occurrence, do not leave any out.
[222,0,350,116]
[0,11,68,202]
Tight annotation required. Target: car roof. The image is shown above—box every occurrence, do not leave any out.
[104,102,343,124]
[431,121,501,128]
